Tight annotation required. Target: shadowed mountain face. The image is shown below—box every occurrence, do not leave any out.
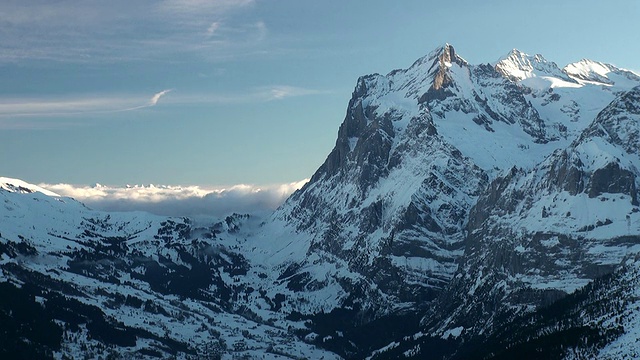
[2,44,640,359]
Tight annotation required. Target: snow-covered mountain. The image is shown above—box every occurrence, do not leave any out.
[421,85,640,352]
[2,44,640,359]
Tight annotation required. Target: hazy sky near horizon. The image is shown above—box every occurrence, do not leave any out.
[2,0,639,188]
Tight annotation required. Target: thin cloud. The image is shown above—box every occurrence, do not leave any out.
[262,85,329,101]
[39,179,309,217]
[157,85,330,105]
[149,89,172,106]
[158,0,255,14]
[207,22,221,37]
[254,21,267,42]
[0,85,328,128]
[0,1,262,63]
[0,90,172,118]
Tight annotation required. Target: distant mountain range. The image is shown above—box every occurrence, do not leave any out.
[2,43,640,359]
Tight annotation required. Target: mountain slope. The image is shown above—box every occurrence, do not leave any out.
[0,182,339,359]
[265,45,640,358]
[266,42,639,317]
[423,85,640,342]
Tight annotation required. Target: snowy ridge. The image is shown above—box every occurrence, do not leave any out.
[564,59,640,87]
[1,176,60,197]
[495,49,573,82]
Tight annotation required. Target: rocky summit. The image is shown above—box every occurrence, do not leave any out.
[2,44,640,359]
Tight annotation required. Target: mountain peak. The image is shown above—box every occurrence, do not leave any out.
[494,48,567,82]
[406,43,467,74]
[405,43,468,101]
[437,43,457,63]
[564,59,617,85]
[564,59,640,87]
[504,48,546,61]
[429,43,467,69]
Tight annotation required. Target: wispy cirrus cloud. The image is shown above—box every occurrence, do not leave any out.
[148,90,172,106]
[263,85,328,100]
[0,89,173,118]
[0,85,329,129]
[207,22,221,37]
[158,0,255,15]
[0,0,263,63]
[162,85,330,105]
[253,21,268,42]
[40,179,308,217]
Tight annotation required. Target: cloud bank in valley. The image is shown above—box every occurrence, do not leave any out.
[40,180,308,218]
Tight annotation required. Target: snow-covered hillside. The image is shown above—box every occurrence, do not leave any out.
[0,179,339,359]
[1,176,60,197]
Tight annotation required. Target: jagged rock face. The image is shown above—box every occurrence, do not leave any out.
[316,76,395,184]
[581,86,640,153]
[542,83,640,200]
[545,150,586,195]
[420,44,467,102]
[282,102,488,304]
[311,77,396,192]
[277,45,499,307]
[427,86,640,341]
[274,46,640,326]
[588,162,637,202]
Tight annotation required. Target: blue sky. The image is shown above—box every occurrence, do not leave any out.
[1,0,639,188]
